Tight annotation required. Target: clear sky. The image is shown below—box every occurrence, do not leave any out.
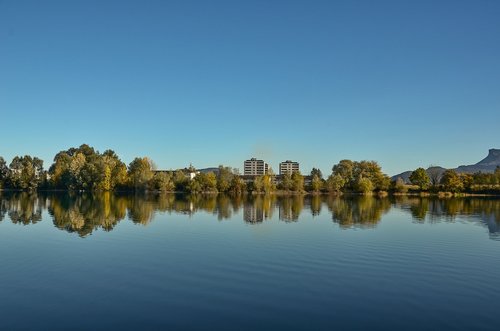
[1,0,499,176]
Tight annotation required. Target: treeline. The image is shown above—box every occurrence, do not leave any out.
[396,167,500,194]
[0,144,245,193]
[2,193,498,237]
[1,144,498,195]
[0,145,392,194]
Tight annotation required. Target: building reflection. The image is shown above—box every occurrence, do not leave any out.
[277,196,303,222]
[243,195,275,223]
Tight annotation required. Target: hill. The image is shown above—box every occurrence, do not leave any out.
[392,149,499,182]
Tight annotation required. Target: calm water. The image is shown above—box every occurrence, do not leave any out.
[0,193,499,330]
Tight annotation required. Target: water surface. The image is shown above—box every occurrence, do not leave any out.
[0,193,499,330]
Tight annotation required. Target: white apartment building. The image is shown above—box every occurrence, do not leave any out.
[244,158,269,176]
[279,160,299,175]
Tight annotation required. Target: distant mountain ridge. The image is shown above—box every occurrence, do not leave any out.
[392,149,500,182]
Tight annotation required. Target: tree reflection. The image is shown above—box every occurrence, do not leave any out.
[0,193,498,239]
[277,196,304,222]
[309,195,322,217]
[243,195,276,223]
[0,193,7,222]
[3,193,43,225]
[49,192,127,236]
[326,196,391,229]
[395,197,500,238]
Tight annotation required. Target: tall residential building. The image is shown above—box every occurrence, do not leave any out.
[279,160,299,175]
[244,158,269,176]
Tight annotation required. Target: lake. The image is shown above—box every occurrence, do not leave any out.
[0,192,499,330]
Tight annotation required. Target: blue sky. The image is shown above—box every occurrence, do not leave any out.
[1,0,499,176]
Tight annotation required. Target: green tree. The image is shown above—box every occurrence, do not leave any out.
[394,177,408,193]
[229,176,247,195]
[332,160,354,186]
[326,174,345,193]
[311,174,323,192]
[356,177,374,194]
[310,168,323,179]
[281,173,293,191]
[410,168,431,190]
[204,172,218,192]
[440,169,464,193]
[8,155,44,190]
[217,166,234,193]
[188,172,218,193]
[101,150,128,190]
[252,176,264,193]
[173,170,188,191]
[48,145,128,191]
[0,157,8,188]
[69,152,86,189]
[291,171,304,192]
[49,152,72,188]
[460,173,474,191]
[330,160,387,193]
[262,174,276,193]
[128,157,155,191]
[187,177,202,193]
[153,172,174,192]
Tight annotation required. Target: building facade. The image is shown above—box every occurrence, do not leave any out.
[279,160,299,175]
[244,158,269,176]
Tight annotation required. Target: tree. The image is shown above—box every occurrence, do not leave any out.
[252,176,264,193]
[409,168,431,190]
[204,172,218,192]
[354,161,384,191]
[460,173,474,191]
[427,166,442,186]
[217,166,234,193]
[153,172,174,192]
[310,168,323,180]
[311,174,323,192]
[102,150,128,190]
[8,155,44,190]
[128,157,155,191]
[47,145,128,191]
[330,160,387,193]
[173,170,188,192]
[326,174,345,193]
[374,174,391,191]
[49,152,72,188]
[440,169,464,193]
[229,176,246,195]
[188,172,218,193]
[0,157,8,188]
[187,177,202,193]
[291,171,304,192]
[356,177,374,194]
[281,173,293,191]
[332,160,354,186]
[394,177,408,193]
[69,152,86,189]
[262,174,276,193]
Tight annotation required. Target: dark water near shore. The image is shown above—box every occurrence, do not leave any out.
[0,192,499,330]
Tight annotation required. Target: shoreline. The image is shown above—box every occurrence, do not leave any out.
[1,188,499,198]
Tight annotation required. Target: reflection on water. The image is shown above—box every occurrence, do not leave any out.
[0,192,499,239]
[326,196,392,229]
[394,196,500,239]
